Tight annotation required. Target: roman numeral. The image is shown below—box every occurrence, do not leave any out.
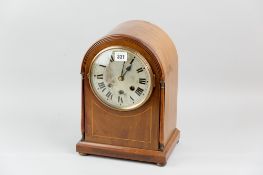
[96,74,103,79]
[118,96,123,104]
[130,59,134,64]
[98,82,105,89]
[139,78,146,84]
[130,96,134,101]
[110,55,114,62]
[106,91,113,99]
[135,87,144,96]
[136,67,144,73]
[99,64,106,68]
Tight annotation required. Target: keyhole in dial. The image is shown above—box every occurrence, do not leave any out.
[130,86,135,91]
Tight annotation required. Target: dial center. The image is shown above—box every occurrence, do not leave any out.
[118,76,124,81]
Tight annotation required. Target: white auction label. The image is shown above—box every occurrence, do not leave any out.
[114,52,127,61]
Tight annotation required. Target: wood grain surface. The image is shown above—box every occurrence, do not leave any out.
[77,20,180,165]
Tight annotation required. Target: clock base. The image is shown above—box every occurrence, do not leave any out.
[76,128,180,166]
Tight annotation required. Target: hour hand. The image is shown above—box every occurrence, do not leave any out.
[126,64,132,71]
[122,59,134,77]
[122,64,132,77]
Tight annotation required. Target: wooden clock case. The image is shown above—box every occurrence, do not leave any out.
[76,20,180,166]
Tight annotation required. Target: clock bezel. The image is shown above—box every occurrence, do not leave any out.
[88,46,154,111]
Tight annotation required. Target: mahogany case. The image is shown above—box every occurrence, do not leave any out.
[76,20,180,166]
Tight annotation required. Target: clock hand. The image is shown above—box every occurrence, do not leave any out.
[119,58,135,81]
[120,61,126,77]
[122,64,132,78]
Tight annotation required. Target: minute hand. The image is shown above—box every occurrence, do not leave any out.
[120,61,125,77]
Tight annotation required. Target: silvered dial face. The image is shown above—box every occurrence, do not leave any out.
[89,46,153,111]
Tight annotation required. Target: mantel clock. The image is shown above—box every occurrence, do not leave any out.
[76,20,180,166]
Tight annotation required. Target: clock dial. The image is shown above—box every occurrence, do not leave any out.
[89,46,153,111]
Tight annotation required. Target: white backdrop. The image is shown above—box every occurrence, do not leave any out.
[0,0,262,174]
